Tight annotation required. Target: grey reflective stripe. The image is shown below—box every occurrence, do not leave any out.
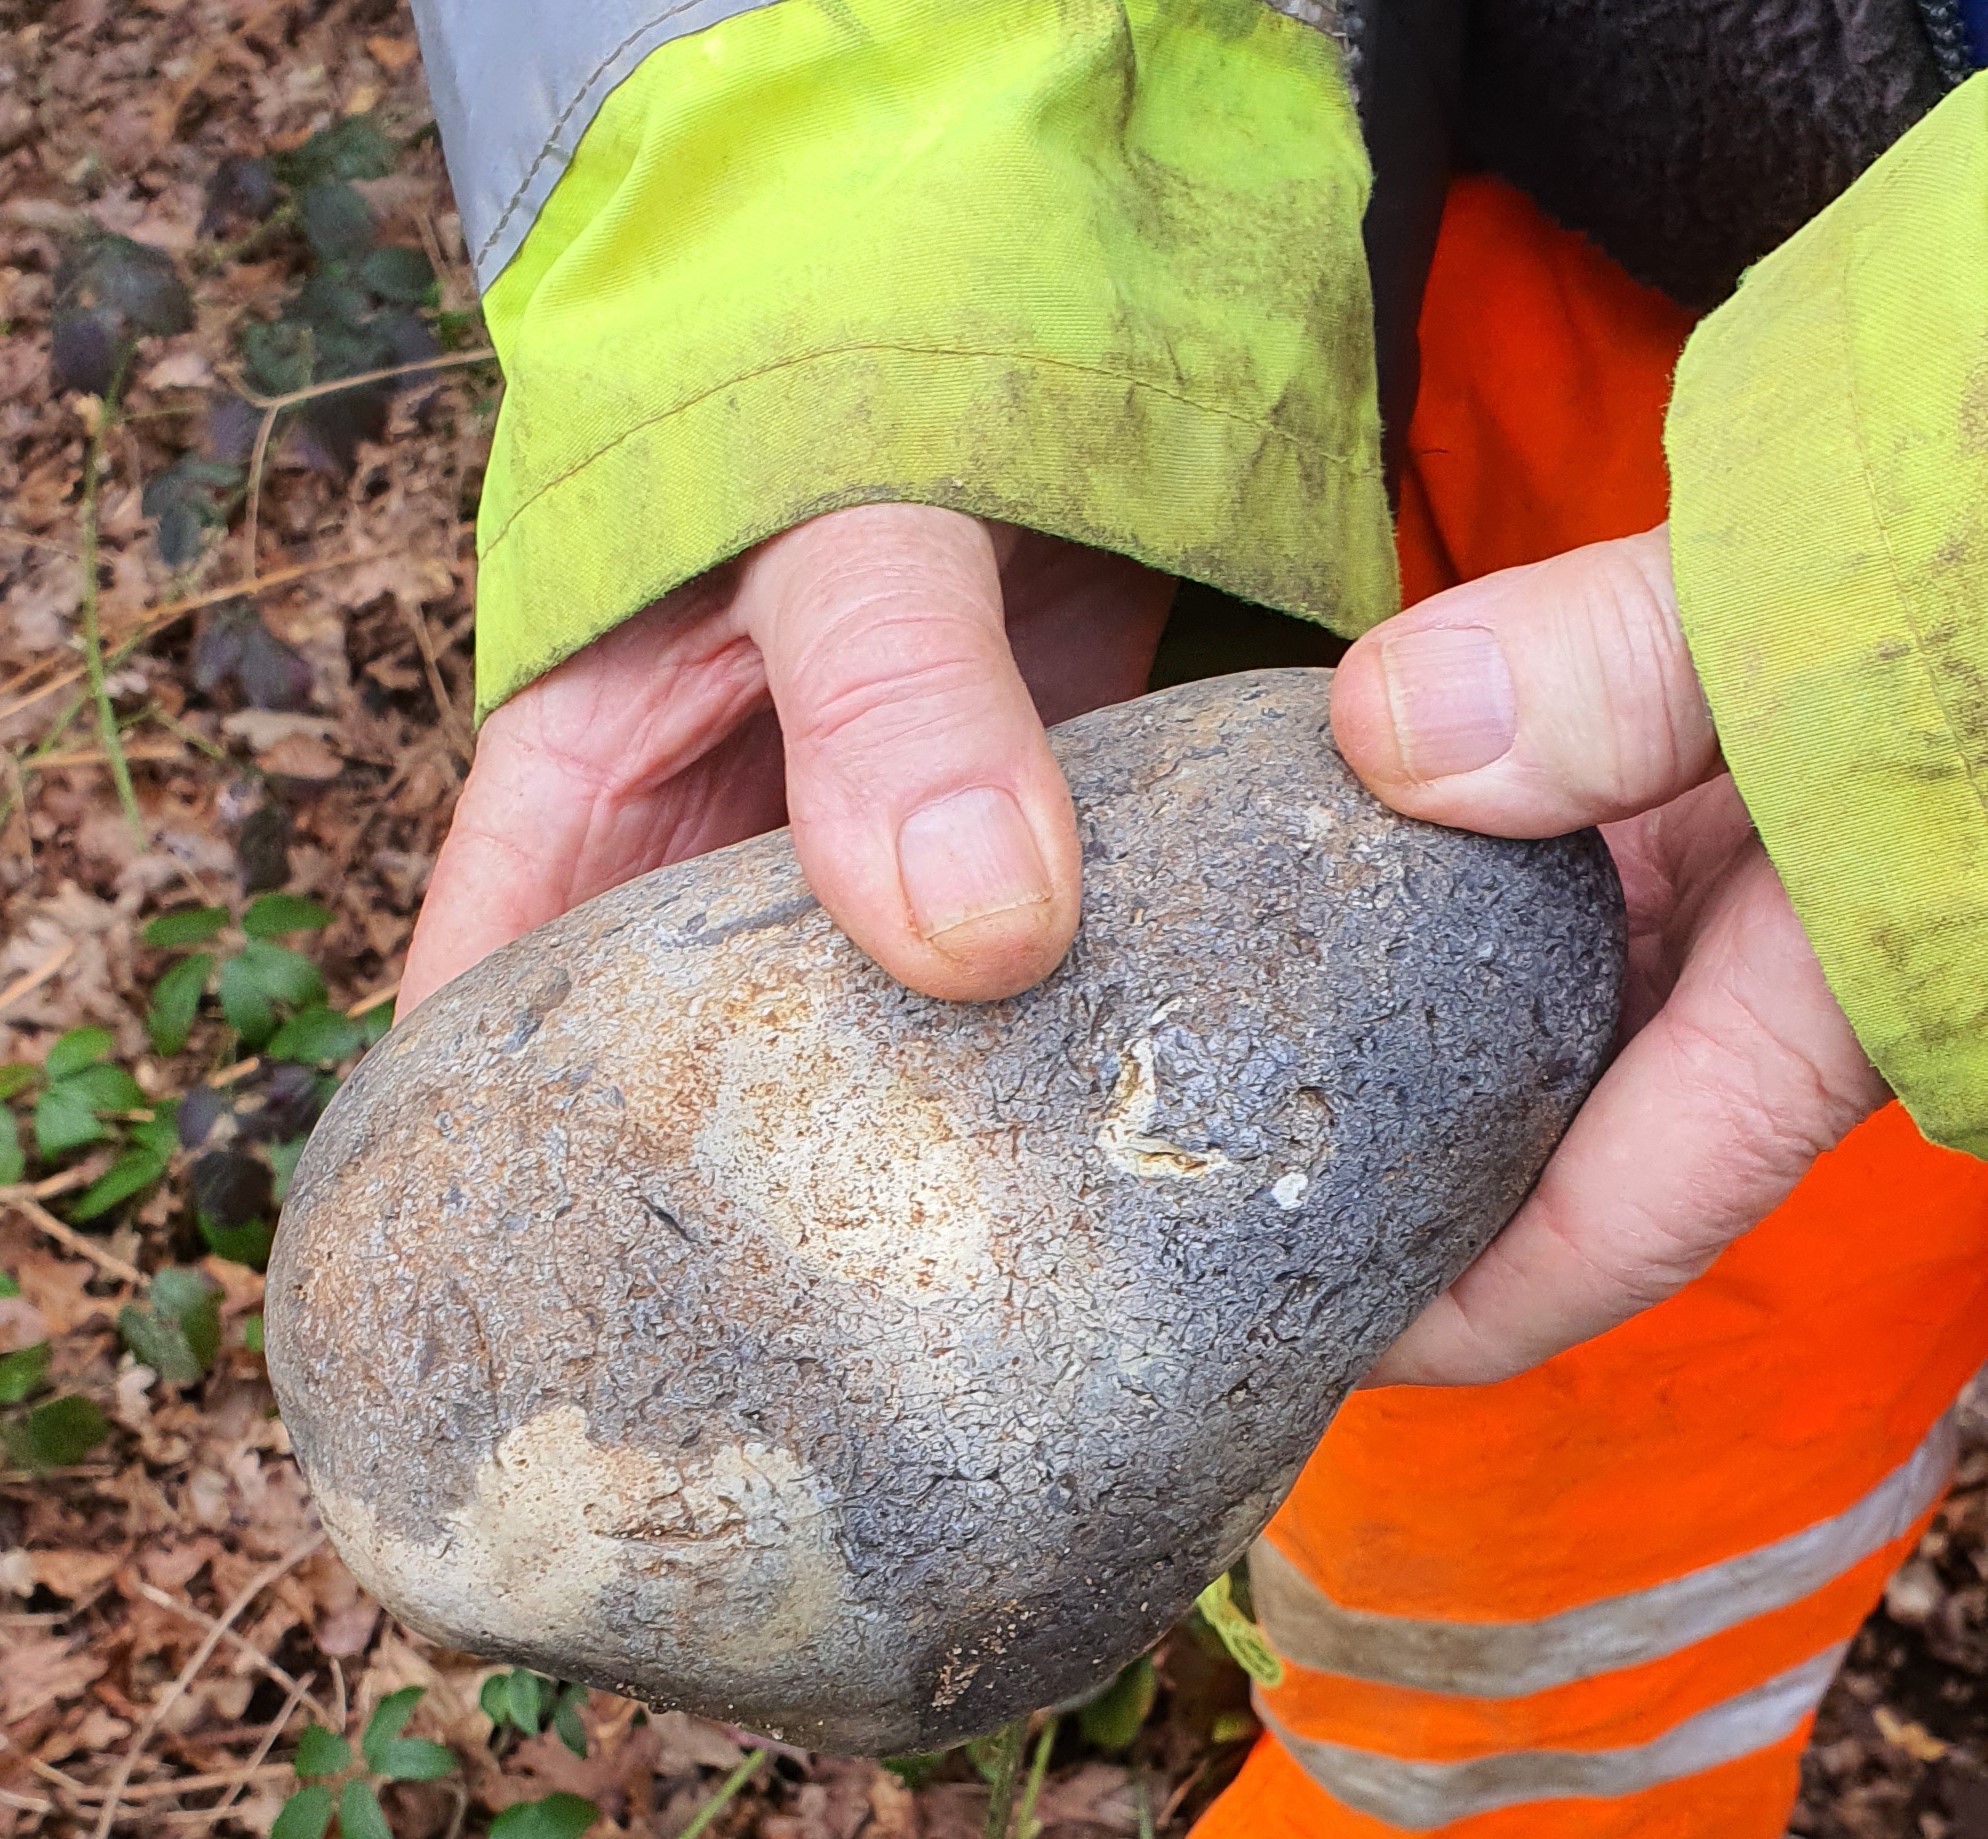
[411,0,787,290]
[411,0,1356,294]
[1253,1408,1954,1698]
[1260,1643,1847,1830]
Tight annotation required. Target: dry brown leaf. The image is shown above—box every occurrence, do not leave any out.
[29,1547,121,1598]
[257,731,345,780]
[1,1635,108,1724]
[1874,1704,1949,1763]
[364,32,418,70]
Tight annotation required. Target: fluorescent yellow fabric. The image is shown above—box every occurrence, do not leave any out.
[1667,72,1988,1157]
[472,0,1395,719]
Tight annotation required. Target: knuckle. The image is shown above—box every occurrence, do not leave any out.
[786,624,997,762]
[1560,545,1709,810]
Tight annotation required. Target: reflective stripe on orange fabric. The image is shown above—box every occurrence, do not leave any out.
[1191,174,1988,1839]
[1257,1645,1843,1828]
[1257,1514,1933,1763]
[1194,1725,1812,1839]
[1268,1104,1988,1627]
[1252,1411,1954,1699]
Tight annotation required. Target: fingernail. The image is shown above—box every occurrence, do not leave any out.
[898,786,1052,946]
[1378,625,1518,780]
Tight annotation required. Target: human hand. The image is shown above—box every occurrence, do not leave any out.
[399,505,1172,1013]
[1334,529,1889,1385]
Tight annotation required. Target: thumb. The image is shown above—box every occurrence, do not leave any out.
[742,504,1082,1002]
[1331,527,1721,835]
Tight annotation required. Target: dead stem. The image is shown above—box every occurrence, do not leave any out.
[89,1531,327,1839]
[237,347,495,573]
[77,368,143,842]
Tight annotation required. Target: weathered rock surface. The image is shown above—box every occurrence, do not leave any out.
[267,669,1624,1754]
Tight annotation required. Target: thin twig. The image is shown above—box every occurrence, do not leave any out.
[981,1717,1031,1839]
[676,1748,769,1839]
[0,939,75,1015]
[65,1763,295,1806]
[131,1579,332,1724]
[398,598,472,765]
[77,368,143,841]
[0,553,380,730]
[1,1190,144,1286]
[25,742,187,772]
[0,1788,53,1814]
[204,1672,314,1828]
[238,348,495,571]
[90,1531,327,1839]
[0,529,82,559]
[345,981,397,1018]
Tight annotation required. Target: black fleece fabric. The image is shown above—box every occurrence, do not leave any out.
[1459,0,1948,307]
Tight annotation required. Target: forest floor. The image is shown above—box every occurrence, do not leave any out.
[1,1,1987,1835]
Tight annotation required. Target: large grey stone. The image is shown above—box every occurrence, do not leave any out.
[267,669,1624,1755]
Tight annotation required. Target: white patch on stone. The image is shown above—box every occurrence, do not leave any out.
[313,1406,846,1672]
[1272,1171,1309,1210]
[1096,1036,1232,1181]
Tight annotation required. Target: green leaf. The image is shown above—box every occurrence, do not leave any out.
[880,1754,944,1790]
[147,952,214,1055]
[60,1063,146,1112]
[357,244,435,305]
[373,1735,455,1782]
[119,1304,199,1386]
[360,1003,393,1048]
[1193,1571,1285,1689]
[0,1112,23,1187]
[242,1311,264,1354]
[243,894,334,938]
[44,1028,112,1082]
[480,1673,508,1725]
[270,1783,335,1839]
[360,1686,424,1771]
[273,114,397,186]
[6,1394,109,1469]
[35,1081,104,1158]
[489,1794,600,1839]
[239,941,327,1010]
[70,1142,171,1221]
[298,183,376,264]
[553,1683,588,1759]
[269,1136,309,1204]
[1076,1656,1158,1752]
[0,1342,50,1405]
[505,1666,545,1735]
[337,1780,391,1839]
[0,1271,19,1297]
[142,906,229,948]
[266,1007,363,1066]
[196,1212,272,1269]
[218,954,276,1046]
[119,1267,222,1385]
[129,1106,179,1159]
[292,1724,351,1779]
[0,1063,38,1102]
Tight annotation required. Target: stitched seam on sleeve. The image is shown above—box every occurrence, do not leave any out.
[480,340,1381,558]
[476,0,727,269]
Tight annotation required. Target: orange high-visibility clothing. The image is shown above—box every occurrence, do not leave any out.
[1192,175,1988,1838]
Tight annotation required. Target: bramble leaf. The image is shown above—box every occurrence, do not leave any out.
[143,906,229,948]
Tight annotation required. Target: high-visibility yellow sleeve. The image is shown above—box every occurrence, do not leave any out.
[470,0,1396,720]
[1667,72,1988,1157]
